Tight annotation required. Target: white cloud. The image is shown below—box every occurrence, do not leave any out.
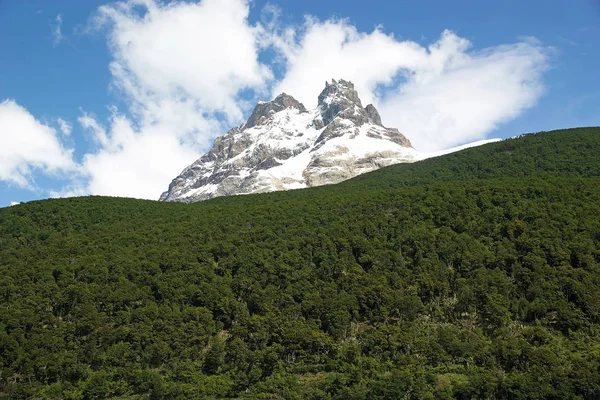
[57,117,72,135]
[76,108,210,198]
[37,2,550,200]
[71,0,272,199]
[0,99,75,188]
[78,110,109,146]
[52,14,63,46]
[48,185,89,199]
[269,19,550,151]
[96,0,271,122]
[9,201,20,207]
[378,36,549,151]
[267,19,429,108]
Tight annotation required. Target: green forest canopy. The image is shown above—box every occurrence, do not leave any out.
[1,127,600,399]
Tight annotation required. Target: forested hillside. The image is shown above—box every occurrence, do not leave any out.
[1,127,599,399]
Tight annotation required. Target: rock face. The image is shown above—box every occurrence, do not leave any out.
[245,93,307,129]
[160,79,418,203]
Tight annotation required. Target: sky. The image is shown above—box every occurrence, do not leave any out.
[0,0,599,206]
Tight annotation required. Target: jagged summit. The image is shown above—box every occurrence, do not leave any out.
[314,79,387,130]
[318,79,364,126]
[160,79,417,203]
[245,93,307,129]
[319,79,361,106]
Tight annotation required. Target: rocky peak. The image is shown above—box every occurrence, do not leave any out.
[245,93,306,129]
[317,79,387,128]
[318,79,362,106]
[365,104,383,126]
[318,79,363,125]
[160,79,418,203]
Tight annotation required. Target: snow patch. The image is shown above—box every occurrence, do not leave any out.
[417,138,501,160]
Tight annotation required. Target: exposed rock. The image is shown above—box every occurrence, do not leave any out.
[254,157,282,171]
[365,104,383,126]
[318,79,366,126]
[160,79,417,203]
[245,93,306,129]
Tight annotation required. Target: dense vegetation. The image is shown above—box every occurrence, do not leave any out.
[1,127,600,399]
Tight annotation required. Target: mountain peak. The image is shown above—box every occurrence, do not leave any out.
[317,79,385,127]
[245,93,306,129]
[160,80,416,203]
[318,79,362,108]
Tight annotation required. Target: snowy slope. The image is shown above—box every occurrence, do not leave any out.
[417,138,502,161]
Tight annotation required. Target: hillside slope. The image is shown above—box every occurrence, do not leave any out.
[342,126,600,190]
[1,127,599,399]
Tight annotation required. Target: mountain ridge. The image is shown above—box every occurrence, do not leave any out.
[159,79,419,202]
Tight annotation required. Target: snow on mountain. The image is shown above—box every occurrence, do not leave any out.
[160,79,492,203]
[417,138,502,161]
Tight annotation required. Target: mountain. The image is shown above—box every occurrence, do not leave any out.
[160,79,419,202]
[2,128,600,399]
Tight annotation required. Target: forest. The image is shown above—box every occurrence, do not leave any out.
[1,127,599,399]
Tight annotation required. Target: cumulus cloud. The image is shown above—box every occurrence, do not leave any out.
[378,36,549,151]
[52,14,63,46]
[267,19,428,107]
[269,19,550,151]
[9,201,20,207]
[95,0,271,122]
[34,1,550,200]
[0,99,75,188]
[74,0,271,199]
[76,108,209,198]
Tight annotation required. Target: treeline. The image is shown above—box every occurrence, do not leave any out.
[0,128,599,399]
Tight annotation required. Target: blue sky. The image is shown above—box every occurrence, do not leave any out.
[1,0,599,206]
